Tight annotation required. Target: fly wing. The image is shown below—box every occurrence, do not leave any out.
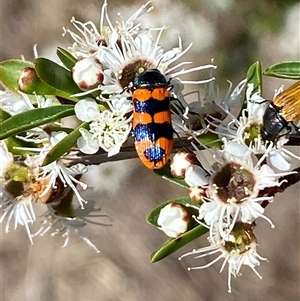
[274,81,300,121]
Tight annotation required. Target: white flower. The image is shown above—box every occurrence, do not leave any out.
[75,98,101,121]
[89,110,132,156]
[171,66,244,137]
[97,29,215,93]
[18,131,89,209]
[77,128,100,154]
[0,194,36,244]
[39,162,88,209]
[191,74,246,119]
[75,98,132,157]
[204,152,295,238]
[62,0,154,58]
[0,142,14,178]
[0,90,30,114]
[179,222,267,293]
[0,89,52,116]
[157,202,190,238]
[108,94,133,116]
[207,83,300,171]
[191,140,295,239]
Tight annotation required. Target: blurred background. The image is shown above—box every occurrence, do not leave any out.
[1,0,299,300]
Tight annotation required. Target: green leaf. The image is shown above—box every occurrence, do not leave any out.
[42,122,90,165]
[56,47,77,70]
[146,196,197,227]
[0,108,11,122]
[264,61,300,79]
[151,224,208,262]
[246,61,263,96]
[47,125,74,134]
[197,132,222,149]
[0,60,34,94]
[5,136,37,155]
[0,105,75,140]
[34,58,82,100]
[154,163,189,188]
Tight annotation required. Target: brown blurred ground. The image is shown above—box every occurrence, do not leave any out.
[1,1,300,300]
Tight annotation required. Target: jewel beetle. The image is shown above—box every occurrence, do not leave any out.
[131,68,173,169]
[261,80,300,142]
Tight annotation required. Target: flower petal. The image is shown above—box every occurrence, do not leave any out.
[75,98,100,121]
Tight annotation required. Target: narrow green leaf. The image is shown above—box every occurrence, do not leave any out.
[0,105,75,140]
[151,224,208,262]
[264,61,300,79]
[42,122,90,166]
[5,136,37,155]
[34,58,82,99]
[0,60,34,93]
[0,108,11,122]
[146,196,197,227]
[56,47,77,70]
[154,163,189,188]
[246,61,263,96]
[47,125,74,134]
[198,132,222,149]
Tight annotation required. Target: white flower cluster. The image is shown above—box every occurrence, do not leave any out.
[0,92,92,244]
[157,81,299,292]
[1,0,299,293]
[0,1,215,250]
[63,0,215,156]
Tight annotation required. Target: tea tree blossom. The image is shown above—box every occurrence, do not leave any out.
[75,97,133,156]
[64,0,215,97]
[191,141,295,238]
[171,66,246,137]
[0,194,37,244]
[207,83,300,171]
[0,89,52,116]
[62,0,154,58]
[179,222,267,293]
[22,131,89,209]
[97,29,216,93]
[0,146,39,243]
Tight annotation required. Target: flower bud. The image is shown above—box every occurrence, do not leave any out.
[157,202,191,238]
[72,57,104,90]
[184,164,209,187]
[18,67,39,93]
[170,150,198,178]
[188,186,206,202]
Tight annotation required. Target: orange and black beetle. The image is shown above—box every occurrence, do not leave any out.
[131,69,173,169]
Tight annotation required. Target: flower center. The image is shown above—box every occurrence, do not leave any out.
[5,163,31,182]
[243,122,262,147]
[223,222,256,255]
[118,59,156,89]
[212,162,256,203]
